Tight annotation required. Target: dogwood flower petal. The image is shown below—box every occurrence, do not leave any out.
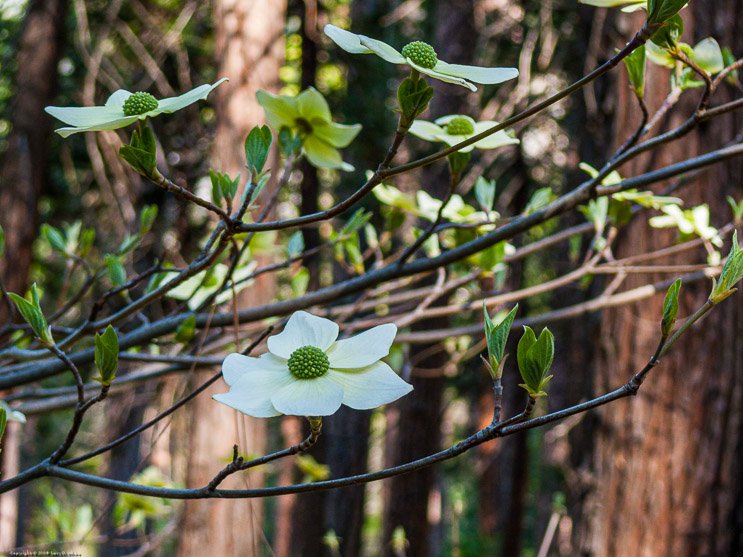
[296,86,333,122]
[434,61,519,85]
[408,120,444,142]
[472,122,520,149]
[304,135,354,171]
[327,361,413,409]
[313,121,363,148]
[270,376,344,416]
[326,323,397,369]
[409,60,473,90]
[213,389,282,418]
[359,36,407,64]
[267,311,339,358]
[323,24,373,54]
[222,352,288,386]
[45,79,227,137]
[324,24,518,91]
[256,90,300,130]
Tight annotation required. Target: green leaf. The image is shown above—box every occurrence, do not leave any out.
[446,152,470,175]
[118,234,140,255]
[517,326,554,396]
[210,170,223,206]
[78,229,95,257]
[8,284,51,343]
[661,278,682,335]
[727,196,743,222]
[94,325,119,385]
[647,0,687,25]
[120,144,156,177]
[175,314,196,344]
[623,43,646,97]
[41,224,67,253]
[139,205,158,236]
[484,303,518,378]
[245,125,273,174]
[710,230,743,303]
[397,77,435,123]
[474,177,496,213]
[106,256,127,287]
[0,407,6,444]
[341,209,373,238]
[524,187,553,215]
[650,14,684,50]
[287,231,305,258]
[690,38,724,75]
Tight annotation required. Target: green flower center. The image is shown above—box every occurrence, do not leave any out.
[122,92,159,116]
[287,345,329,379]
[295,117,314,137]
[444,117,475,135]
[401,41,438,69]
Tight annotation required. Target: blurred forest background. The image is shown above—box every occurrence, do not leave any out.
[0,0,741,555]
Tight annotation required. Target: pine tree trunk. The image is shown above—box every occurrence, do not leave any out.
[576,5,743,556]
[176,0,285,555]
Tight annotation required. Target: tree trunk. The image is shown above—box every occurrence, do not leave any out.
[577,5,743,556]
[176,1,285,555]
[382,3,476,555]
[0,0,67,550]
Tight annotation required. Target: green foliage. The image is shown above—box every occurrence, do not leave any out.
[209,170,240,205]
[286,231,305,258]
[119,121,158,178]
[474,177,496,213]
[8,284,52,344]
[727,196,743,222]
[662,278,682,335]
[245,125,272,175]
[483,303,518,379]
[397,76,435,125]
[650,14,684,50]
[0,407,6,446]
[278,126,302,157]
[516,326,554,397]
[175,314,196,344]
[647,0,688,25]
[710,231,743,304]
[139,205,159,236]
[623,44,646,97]
[106,256,126,287]
[447,151,471,175]
[94,325,119,385]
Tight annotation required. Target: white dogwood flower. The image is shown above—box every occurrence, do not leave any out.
[324,24,518,92]
[213,311,412,417]
[409,114,519,153]
[45,79,228,137]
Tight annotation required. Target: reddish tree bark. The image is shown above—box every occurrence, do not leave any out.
[576,5,743,556]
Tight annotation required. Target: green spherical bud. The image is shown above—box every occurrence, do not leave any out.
[444,116,475,135]
[122,92,159,116]
[287,345,330,379]
[402,41,438,69]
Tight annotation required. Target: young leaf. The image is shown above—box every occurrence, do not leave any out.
[483,303,518,378]
[175,314,197,344]
[94,325,119,385]
[106,256,127,287]
[287,231,305,258]
[210,170,223,206]
[623,43,646,97]
[8,284,52,344]
[647,0,687,25]
[474,177,496,213]
[397,77,435,124]
[41,224,67,253]
[245,125,272,174]
[0,407,6,444]
[139,205,159,236]
[661,278,682,335]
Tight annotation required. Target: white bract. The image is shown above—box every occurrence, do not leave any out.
[213,311,413,417]
[409,115,519,153]
[579,0,647,12]
[45,79,228,137]
[324,24,518,92]
[257,87,361,171]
